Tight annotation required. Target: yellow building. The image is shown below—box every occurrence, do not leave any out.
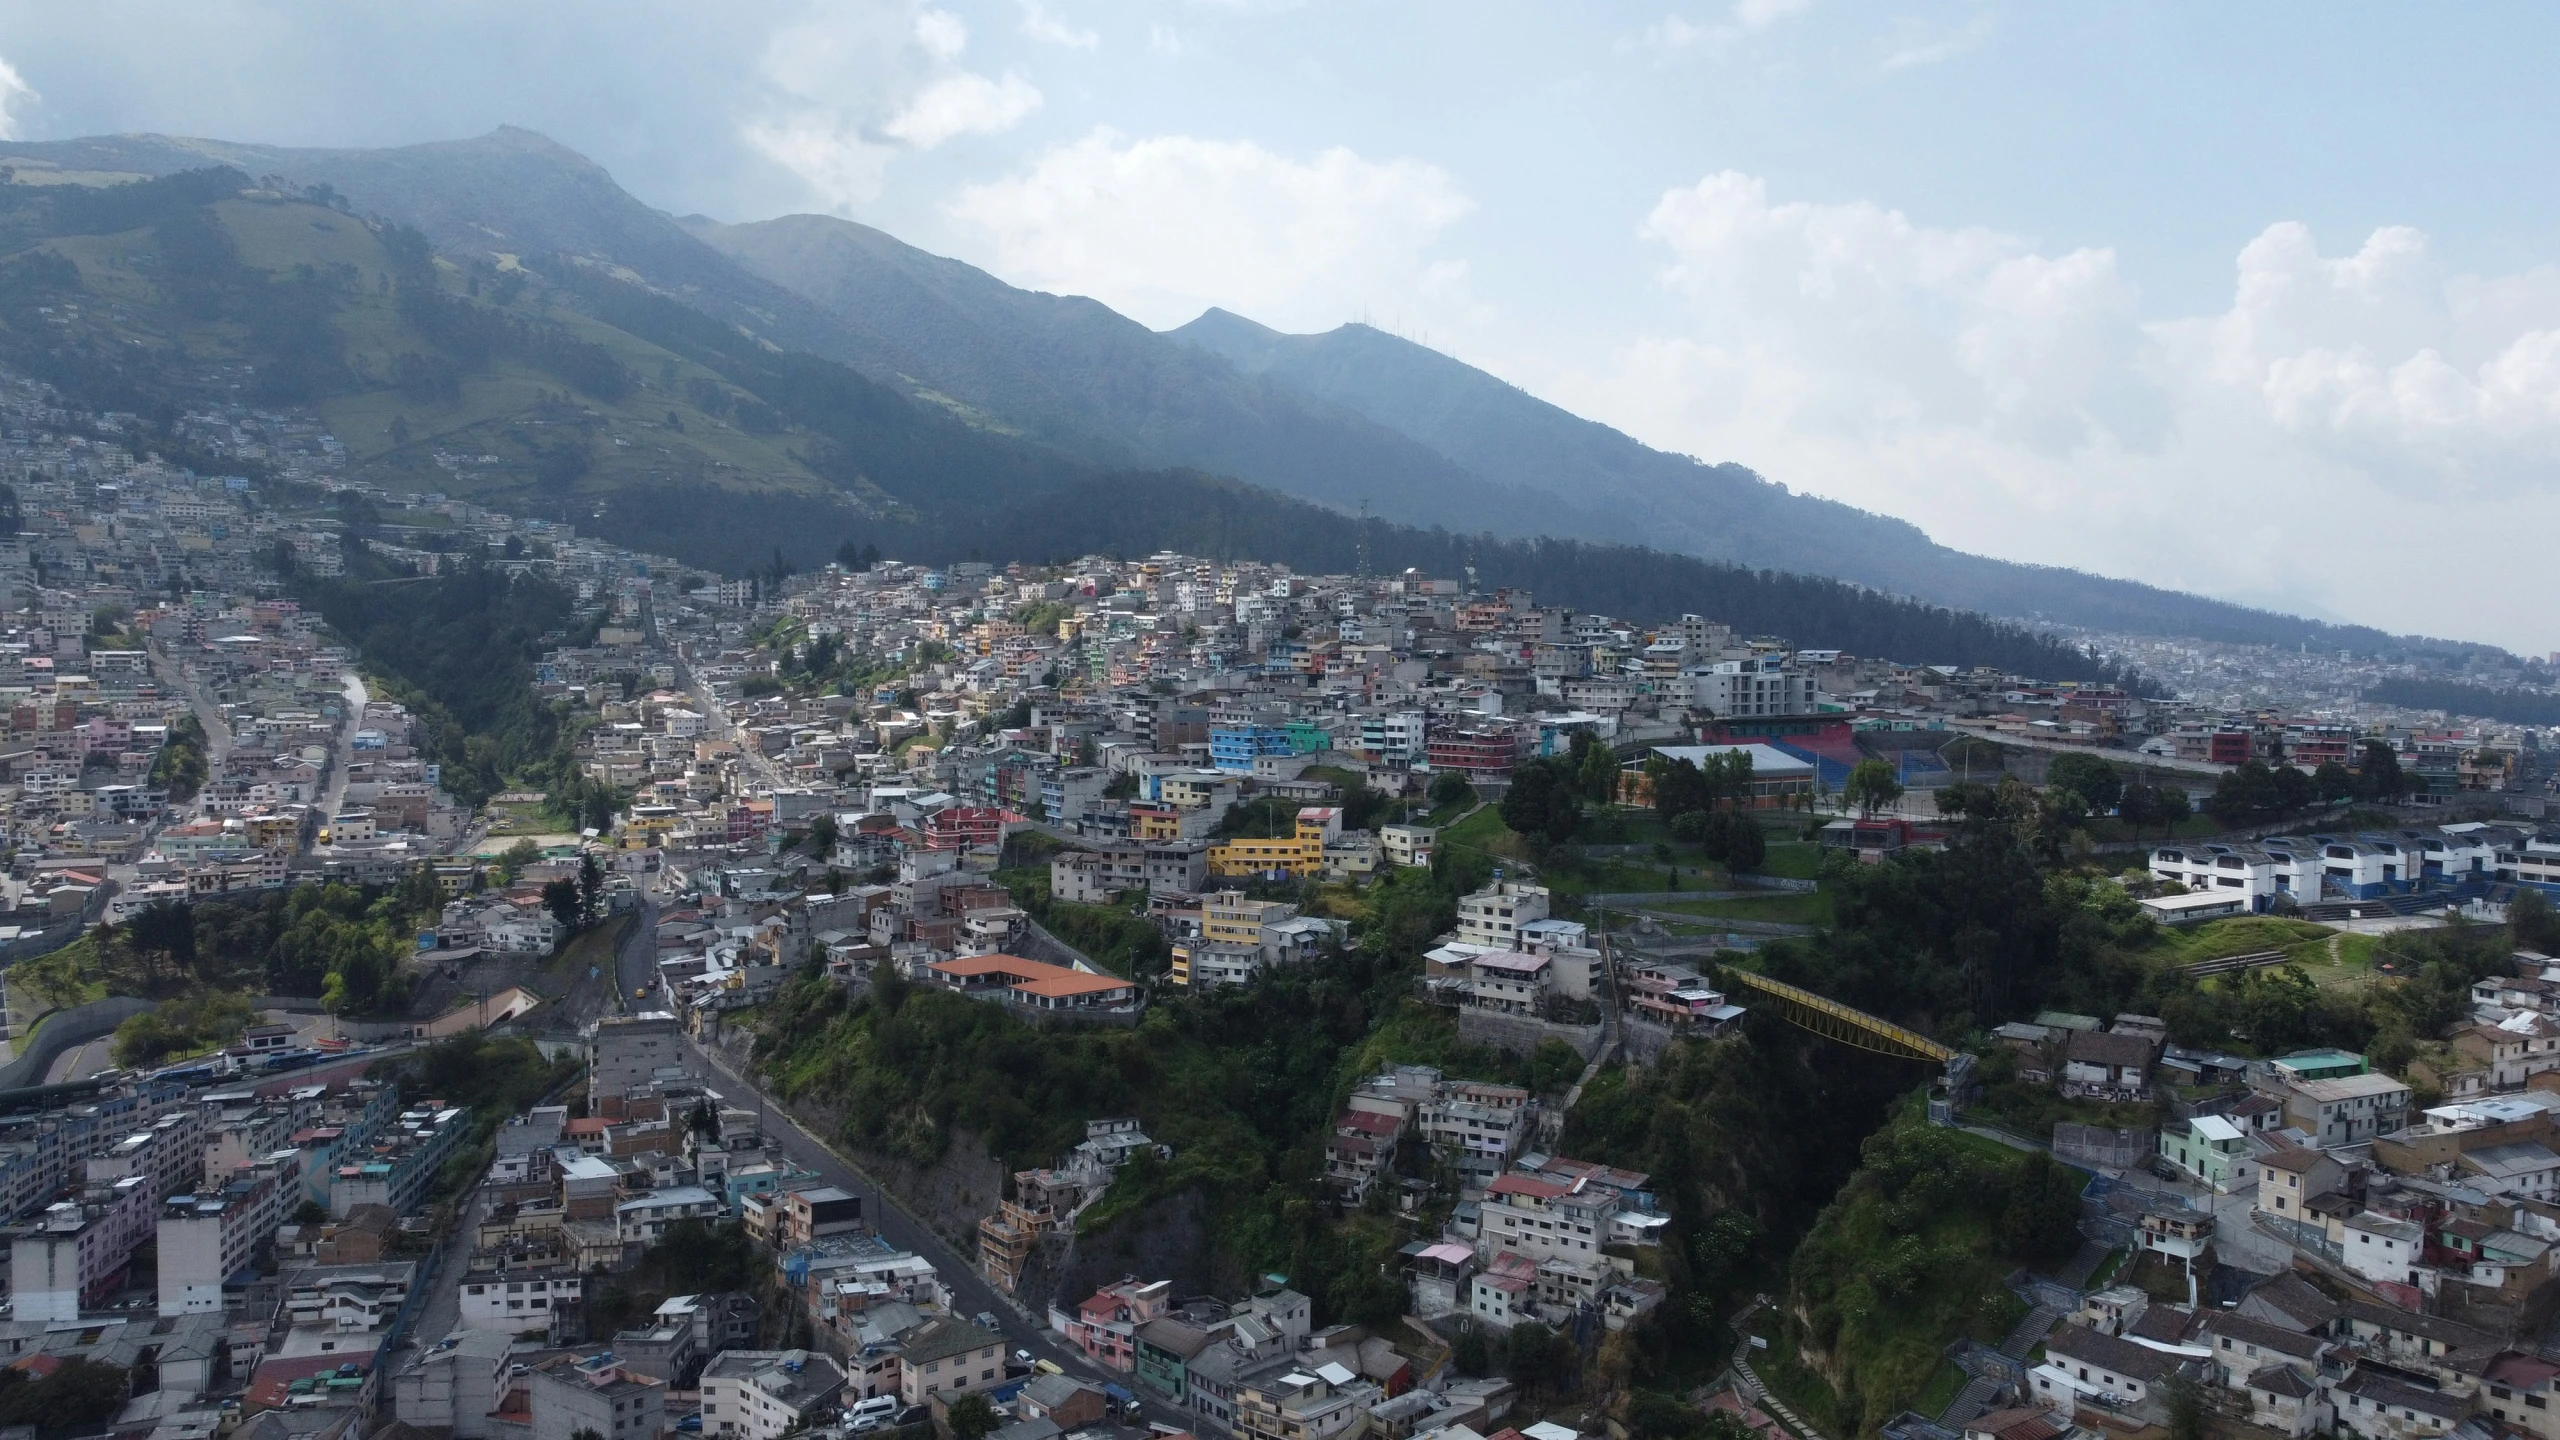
[1207,832,1322,878]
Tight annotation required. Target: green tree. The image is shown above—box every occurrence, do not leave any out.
[1427,770,1475,808]
[2515,887,2560,956]
[1500,758,1582,846]
[1997,1151,2088,1264]
[1574,732,1620,804]
[807,813,839,856]
[1841,758,1903,818]
[2313,759,2359,804]
[0,1355,132,1438]
[946,1394,1001,1440]
[2044,752,2122,814]
[541,878,582,937]
[1702,811,1766,871]
[2359,739,2408,801]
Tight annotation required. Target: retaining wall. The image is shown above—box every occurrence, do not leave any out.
[0,996,155,1089]
[1455,1009,1605,1061]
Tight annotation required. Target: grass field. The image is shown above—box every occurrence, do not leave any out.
[551,913,637,982]
[1653,891,1835,927]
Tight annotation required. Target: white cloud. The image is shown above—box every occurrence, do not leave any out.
[1019,0,1099,50]
[943,128,1477,333]
[883,71,1042,147]
[1637,0,1811,58]
[1878,13,1993,71]
[915,8,969,60]
[1149,24,1188,57]
[0,55,36,140]
[1732,0,1814,32]
[741,3,1041,211]
[1546,172,2560,647]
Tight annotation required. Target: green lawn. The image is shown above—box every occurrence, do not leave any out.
[2144,915,2335,964]
[1913,1360,1968,1420]
[1965,1079,2156,1139]
[1653,891,1835,927]
[551,913,637,981]
[1759,841,1825,880]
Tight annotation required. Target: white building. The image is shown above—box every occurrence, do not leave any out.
[160,1151,301,1317]
[617,1186,720,1245]
[703,1349,850,1440]
[460,1269,586,1333]
[1456,882,1549,949]
[2341,1213,2426,1288]
[1686,658,1816,718]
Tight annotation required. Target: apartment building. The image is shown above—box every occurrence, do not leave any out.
[702,1350,848,1440]
[1456,882,1548,949]
[161,1150,302,1316]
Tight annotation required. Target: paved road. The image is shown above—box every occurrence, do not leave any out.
[317,674,371,824]
[683,1035,1189,1429]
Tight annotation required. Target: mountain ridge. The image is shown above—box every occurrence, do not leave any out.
[0,127,2488,658]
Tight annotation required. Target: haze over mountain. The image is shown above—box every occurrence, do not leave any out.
[0,126,2480,659]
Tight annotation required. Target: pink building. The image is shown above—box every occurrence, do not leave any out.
[1050,1277,1172,1370]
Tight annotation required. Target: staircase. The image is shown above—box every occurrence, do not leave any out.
[2054,1240,2112,1290]
[1937,1374,2005,1427]
[1999,1304,2063,1361]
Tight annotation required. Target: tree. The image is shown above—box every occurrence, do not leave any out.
[1500,758,1582,846]
[1576,734,1620,804]
[2044,752,2122,814]
[2161,1375,2207,1440]
[2314,759,2359,803]
[1702,811,1766,871]
[807,813,839,857]
[2359,740,2408,801]
[1935,779,1997,821]
[578,853,605,926]
[496,838,542,882]
[541,878,582,937]
[1504,1320,1572,1395]
[1842,758,1903,818]
[1427,770,1474,808]
[2514,887,2560,955]
[1998,1151,2087,1264]
[125,899,198,972]
[946,1394,1001,1440]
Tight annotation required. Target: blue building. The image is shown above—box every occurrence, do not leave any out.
[1209,725,1294,773]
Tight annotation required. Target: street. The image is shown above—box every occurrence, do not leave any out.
[682,1035,1190,1429]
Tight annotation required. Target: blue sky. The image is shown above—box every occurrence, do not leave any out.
[5,2,2559,647]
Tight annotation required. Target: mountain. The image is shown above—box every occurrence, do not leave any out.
[0,160,2137,682]
[0,128,2487,658]
[1168,309,2435,654]
[0,129,1575,537]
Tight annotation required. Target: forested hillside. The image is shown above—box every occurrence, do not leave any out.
[0,163,2141,682]
[0,128,2499,657]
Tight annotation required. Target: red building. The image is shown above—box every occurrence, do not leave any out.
[1426,725,1526,779]
[923,805,1018,851]
[2208,729,2254,766]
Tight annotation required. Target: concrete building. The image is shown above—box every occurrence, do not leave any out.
[590,1014,688,1099]
[702,1349,849,1440]
[529,1352,668,1440]
[161,1151,301,1316]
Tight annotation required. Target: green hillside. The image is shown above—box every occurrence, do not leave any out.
[0,166,859,520]
[0,165,2146,683]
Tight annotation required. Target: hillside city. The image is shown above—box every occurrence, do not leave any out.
[9,232,2560,1440]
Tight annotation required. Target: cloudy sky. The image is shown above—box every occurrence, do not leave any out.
[4,2,2560,647]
